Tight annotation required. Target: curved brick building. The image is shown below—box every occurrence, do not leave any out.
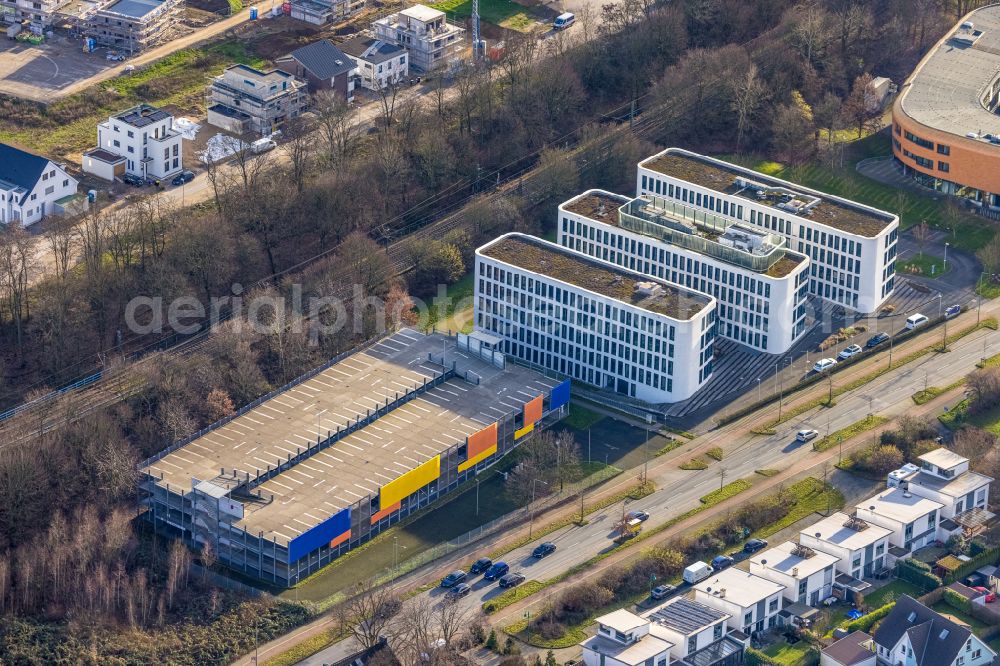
[891,5,1000,210]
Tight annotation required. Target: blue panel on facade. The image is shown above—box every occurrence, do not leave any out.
[550,380,570,410]
[287,507,350,562]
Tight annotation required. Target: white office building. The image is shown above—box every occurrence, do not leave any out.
[637,149,899,314]
[749,540,839,607]
[693,569,785,636]
[84,104,183,181]
[559,190,810,354]
[475,233,716,403]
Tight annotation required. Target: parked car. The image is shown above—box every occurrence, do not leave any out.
[440,570,467,588]
[553,11,575,29]
[469,557,492,575]
[972,586,997,603]
[812,358,837,373]
[865,332,890,349]
[106,51,125,61]
[838,344,863,360]
[250,137,277,154]
[484,562,509,581]
[122,173,145,187]
[683,562,712,584]
[629,510,650,522]
[499,572,525,588]
[796,429,819,443]
[743,538,768,554]
[711,555,734,571]
[945,304,962,319]
[447,582,472,600]
[532,542,557,558]
[171,170,195,186]
[905,313,929,330]
[651,584,675,600]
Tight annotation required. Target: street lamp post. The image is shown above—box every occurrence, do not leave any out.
[943,242,949,272]
[315,408,327,442]
[475,477,480,516]
[757,377,761,403]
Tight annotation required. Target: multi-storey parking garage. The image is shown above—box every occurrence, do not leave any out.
[140,329,567,587]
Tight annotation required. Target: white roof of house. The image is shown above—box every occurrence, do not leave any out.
[580,634,671,666]
[400,3,442,22]
[694,569,784,608]
[857,488,944,524]
[750,541,839,579]
[919,448,968,470]
[597,609,647,634]
[802,512,892,550]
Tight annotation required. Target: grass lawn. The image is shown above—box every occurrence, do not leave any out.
[932,601,992,635]
[0,41,265,159]
[699,478,751,505]
[865,579,924,608]
[939,398,1000,437]
[762,640,815,666]
[431,0,539,31]
[898,253,949,278]
[753,477,844,539]
[562,404,604,431]
[422,272,474,334]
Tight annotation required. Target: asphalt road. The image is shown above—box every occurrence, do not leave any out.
[299,316,1000,666]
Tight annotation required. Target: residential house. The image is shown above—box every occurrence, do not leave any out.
[580,609,673,666]
[890,449,993,539]
[339,36,409,90]
[693,568,785,636]
[84,104,182,181]
[0,143,78,226]
[286,0,363,24]
[854,488,944,558]
[372,4,464,72]
[86,0,182,52]
[207,64,308,137]
[277,40,357,100]
[873,594,996,666]
[821,631,876,666]
[749,540,839,607]
[799,512,892,595]
[646,597,747,666]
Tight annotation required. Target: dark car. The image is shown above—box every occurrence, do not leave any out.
[122,173,145,187]
[865,332,890,349]
[470,557,493,575]
[945,304,962,319]
[440,570,467,588]
[651,584,675,600]
[171,170,195,186]
[629,510,650,522]
[532,542,557,558]
[447,583,472,599]
[484,561,509,581]
[743,538,768,554]
[711,555,734,571]
[499,572,525,588]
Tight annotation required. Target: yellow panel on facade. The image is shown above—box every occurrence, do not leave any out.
[458,444,498,472]
[380,455,441,507]
[514,423,535,440]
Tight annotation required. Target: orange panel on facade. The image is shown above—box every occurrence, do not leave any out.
[467,422,498,458]
[370,501,401,524]
[523,394,543,427]
[329,530,351,548]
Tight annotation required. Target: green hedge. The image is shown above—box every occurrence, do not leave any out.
[846,601,895,633]
[943,587,972,614]
[896,559,942,591]
[943,546,1000,584]
[745,647,777,666]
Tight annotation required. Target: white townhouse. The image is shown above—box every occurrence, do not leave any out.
[873,595,996,666]
[84,104,183,182]
[581,609,673,666]
[893,448,993,529]
[854,488,943,557]
[475,233,717,403]
[637,149,899,314]
[749,540,839,607]
[693,568,785,636]
[646,597,747,665]
[799,512,892,593]
[0,143,78,226]
[339,36,409,90]
[558,189,810,355]
[372,4,464,72]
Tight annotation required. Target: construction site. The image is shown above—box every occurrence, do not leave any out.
[139,328,569,587]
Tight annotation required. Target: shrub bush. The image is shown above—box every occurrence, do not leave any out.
[846,601,895,633]
[943,587,971,613]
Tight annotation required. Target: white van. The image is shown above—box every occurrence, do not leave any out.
[683,561,712,584]
[553,12,575,29]
[905,313,929,330]
[250,137,277,154]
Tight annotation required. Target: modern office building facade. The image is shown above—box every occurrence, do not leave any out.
[475,233,716,403]
[558,189,810,354]
[637,149,898,314]
[891,6,1000,210]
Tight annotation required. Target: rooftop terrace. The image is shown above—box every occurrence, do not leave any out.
[480,234,712,320]
[144,329,558,545]
[641,150,895,237]
[898,5,1000,142]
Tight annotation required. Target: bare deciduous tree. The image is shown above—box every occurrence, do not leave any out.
[339,579,401,651]
[313,90,358,164]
